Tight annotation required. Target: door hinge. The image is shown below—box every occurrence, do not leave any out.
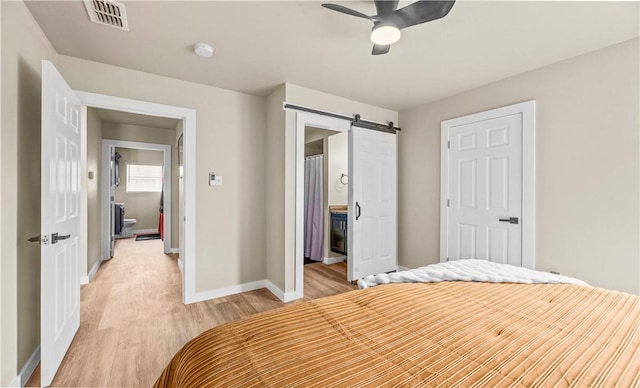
[447,141,450,149]
[447,199,450,207]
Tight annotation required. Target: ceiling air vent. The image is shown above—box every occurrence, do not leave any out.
[83,0,129,31]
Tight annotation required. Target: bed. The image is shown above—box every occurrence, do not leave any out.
[155,261,640,387]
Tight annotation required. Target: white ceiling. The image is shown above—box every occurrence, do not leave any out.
[93,108,179,129]
[26,1,639,111]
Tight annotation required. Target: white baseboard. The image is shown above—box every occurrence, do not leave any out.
[397,265,410,272]
[133,228,158,235]
[188,280,267,304]
[167,248,179,254]
[14,346,40,387]
[185,280,305,305]
[177,257,184,274]
[80,258,103,285]
[265,281,303,303]
[323,255,346,265]
[265,280,284,301]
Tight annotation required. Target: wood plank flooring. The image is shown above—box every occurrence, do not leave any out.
[27,238,356,387]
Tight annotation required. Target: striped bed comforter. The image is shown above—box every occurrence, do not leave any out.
[155,282,640,387]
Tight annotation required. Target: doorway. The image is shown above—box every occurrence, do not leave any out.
[440,100,536,269]
[303,126,350,271]
[100,137,173,259]
[76,91,196,303]
[293,110,399,301]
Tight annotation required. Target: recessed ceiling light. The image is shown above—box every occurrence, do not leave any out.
[193,43,214,58]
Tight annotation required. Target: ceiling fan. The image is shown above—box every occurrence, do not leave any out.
[322,0,456,55]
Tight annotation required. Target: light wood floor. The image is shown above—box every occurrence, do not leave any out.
[27,238,356,387]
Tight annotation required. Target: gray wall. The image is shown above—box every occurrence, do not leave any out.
[265,85,286,290]
[86,108,103,275]
[0,1,58,383]
[398,38,640,294]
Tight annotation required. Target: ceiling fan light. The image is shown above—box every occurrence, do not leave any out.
[370,25,401,45]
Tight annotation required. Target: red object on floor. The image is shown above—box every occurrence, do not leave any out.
[159,213,164,241]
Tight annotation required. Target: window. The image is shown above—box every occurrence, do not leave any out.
[126,164,163,192]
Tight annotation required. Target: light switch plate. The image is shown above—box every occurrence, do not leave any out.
[209,172,222,186]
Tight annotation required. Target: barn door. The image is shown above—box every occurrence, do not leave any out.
[348,126,397,281]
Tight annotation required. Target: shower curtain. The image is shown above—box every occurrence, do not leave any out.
[304,155,324,261]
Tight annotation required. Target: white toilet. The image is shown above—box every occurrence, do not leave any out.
[122,218,137,238]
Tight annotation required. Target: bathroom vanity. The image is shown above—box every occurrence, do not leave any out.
[330,206,348,255]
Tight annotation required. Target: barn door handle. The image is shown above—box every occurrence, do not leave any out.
[498,217,519,224]
[355,202,361,220]
[52,233,71,244]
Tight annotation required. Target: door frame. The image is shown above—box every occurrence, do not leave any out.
[292,112,351,301]
[440,100,536,269]
[100,139,172,255]
[77,91,196,304]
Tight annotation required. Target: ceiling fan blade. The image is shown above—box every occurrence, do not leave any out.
[372,44,390,55]
[374,0,399,16]
[392,0,456,29]
[322,4,372,20]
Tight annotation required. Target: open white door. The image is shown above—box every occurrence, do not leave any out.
[41,60,81,386]
[348,126,397,281]
[109,145,116,258]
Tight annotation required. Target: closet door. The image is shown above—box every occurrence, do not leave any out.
[348,126,397,281]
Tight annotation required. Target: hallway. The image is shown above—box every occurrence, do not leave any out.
[28,238,355,387]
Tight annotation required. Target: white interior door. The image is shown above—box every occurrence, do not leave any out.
[109,146,116,258]
[348,126,397,281]
[178,134,184,269]
[41,60,81,387]
[444,113,523,266]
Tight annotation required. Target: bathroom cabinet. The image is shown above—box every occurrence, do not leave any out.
[330,212,347,255]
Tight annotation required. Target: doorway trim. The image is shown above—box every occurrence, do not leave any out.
[100,139,172,255]
[292,112,351,301]
[440,100,536,269]
[76,91,196,304]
